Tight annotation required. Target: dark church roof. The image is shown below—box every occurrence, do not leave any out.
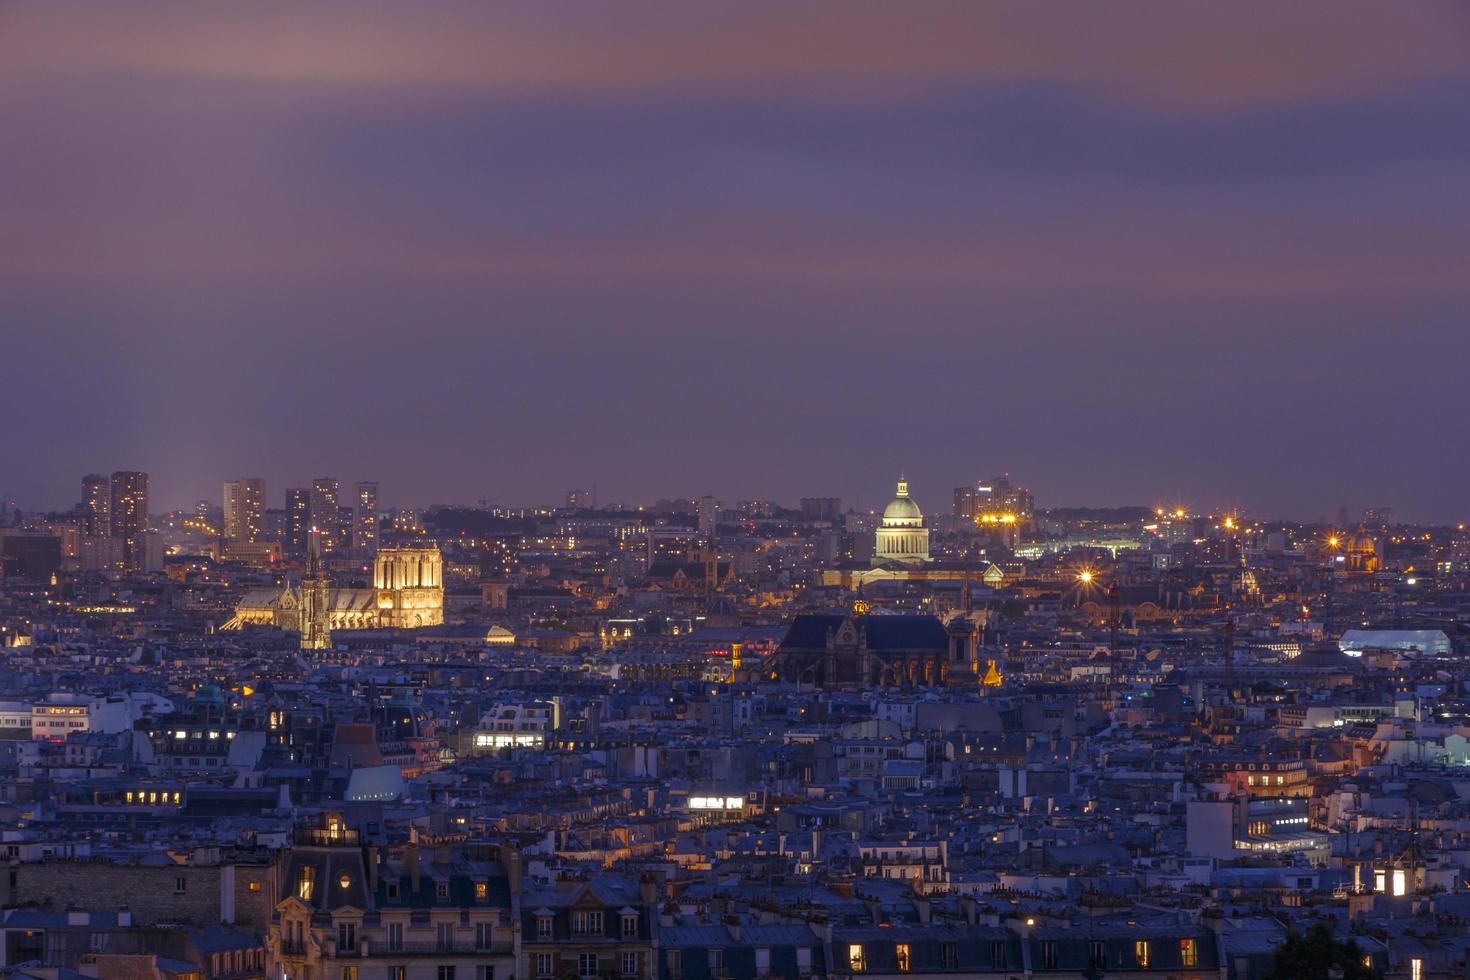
[778,614,949,653]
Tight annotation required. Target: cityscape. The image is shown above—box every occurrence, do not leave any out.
[4,4,1470,980]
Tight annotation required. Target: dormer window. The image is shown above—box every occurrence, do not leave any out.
[572,910,603,936]
[475,881,489,901]
[538,915,554,941]
[386,881,400,901]
[436,881,450,900]
[622,913,638,938]
[297,867,316,901]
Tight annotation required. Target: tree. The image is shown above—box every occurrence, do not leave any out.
[1265,923,1381,980]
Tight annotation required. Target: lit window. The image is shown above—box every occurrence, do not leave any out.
[1134,940,1149,969]
[1412,958,1422,980]
[298,867,315,901]
[1179,938,1197,967]
[895,944,910,973]
[849,944,866,973]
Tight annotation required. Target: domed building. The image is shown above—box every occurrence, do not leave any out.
[873,476,931,565]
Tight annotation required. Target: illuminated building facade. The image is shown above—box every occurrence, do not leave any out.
[372,545,444,628]
[223,477,266,543]
[285,487,310,556]
[873,477,930,565]
[108,470,148,571]
[309,477,340,553]
[299,531,332,650]
[954,475,1033,543]
[352,480,378,555]
[81,474,109,536]
[226,545,444,635]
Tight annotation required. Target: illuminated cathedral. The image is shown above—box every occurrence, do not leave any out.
[224,542,444,638]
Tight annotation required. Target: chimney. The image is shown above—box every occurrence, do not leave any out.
[406,841,421,893]
[640,873,658,908]
[915,897,931,924]
[961,895,978,925]
[501,844,523,898]
[725,915,741,942]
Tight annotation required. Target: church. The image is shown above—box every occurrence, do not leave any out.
[224,544,445,636]
[765,609,981,687]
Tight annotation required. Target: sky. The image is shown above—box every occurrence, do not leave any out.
[3,2,1469,522]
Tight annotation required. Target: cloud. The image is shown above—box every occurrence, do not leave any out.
[4,1,1468,110]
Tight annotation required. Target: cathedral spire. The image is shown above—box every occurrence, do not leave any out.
[301,527,332,651]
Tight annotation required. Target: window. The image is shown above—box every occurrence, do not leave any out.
[941,943,958,970]
[478,968,495,980]
[708,950,724,976]
[1089,941,1106,968]
[388,922,404,952]
[391,969,407,980]
[338,922,357,952]
[477,923,495,951]
[1041,941,1057,969]
[536,954,553,977]
[437,922,454,951]
[579,953,599,978]
[386,881,400,900]
[298,867,316,901]
[755,949,771,974]
[1411,958,1422,980]
[1179,938,1197,967]
[895,943,910,973]
[437,881,450,900]
[538,915,554,940]
[848,944,866,973]
[476,881,489,900]
[796,948,811,975]
[340,968,358,980]
[1135,940,1150,969]
[622,913,638,938]
[622,952,639,977]
[175,876,187,894]
[248,881,262,892]
[439,968,457,980]
[988,941,1004,967]
[668,951,683,980]
[573,910,604,935]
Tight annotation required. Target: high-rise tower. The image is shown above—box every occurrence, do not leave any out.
[81,474,110,537]
[285,488,310,556]
[223,478,266,543]
[109,470,149,571]
[310,478,341,554]
[353,481,379,555]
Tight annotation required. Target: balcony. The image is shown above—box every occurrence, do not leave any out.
[280,940,309,956]
[368,940,514,956]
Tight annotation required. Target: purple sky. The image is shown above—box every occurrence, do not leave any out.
[3,2,1470,521]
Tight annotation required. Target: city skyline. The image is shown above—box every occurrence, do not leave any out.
[3,3,1470,521]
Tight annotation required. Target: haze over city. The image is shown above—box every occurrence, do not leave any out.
[4,2,1470,521]
[8,7,1470,980]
